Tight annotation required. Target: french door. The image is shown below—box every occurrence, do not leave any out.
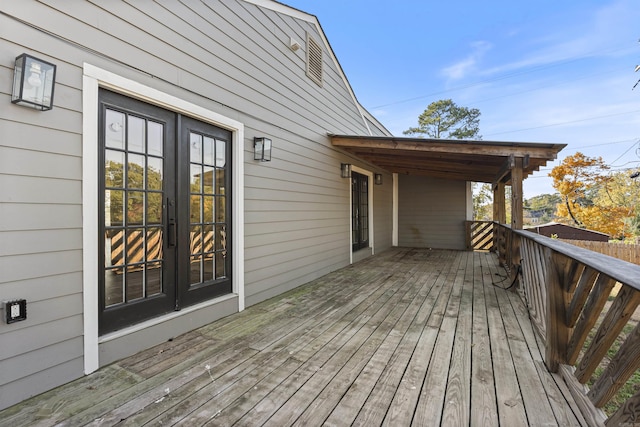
[352,172,369,251]
[99,90,232,334]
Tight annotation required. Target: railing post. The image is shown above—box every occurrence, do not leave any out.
[545,248,570,372]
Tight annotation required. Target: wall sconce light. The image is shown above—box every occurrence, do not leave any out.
[374,173,383,185]
[12,54,57,111]
[340,163,352,178]
[254,137,272,161]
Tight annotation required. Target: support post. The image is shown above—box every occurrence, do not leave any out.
[492,182,506,254]
[511,158,523,230]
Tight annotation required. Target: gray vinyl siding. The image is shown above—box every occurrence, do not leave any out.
[398,175,467,250]
[0,0,385,409]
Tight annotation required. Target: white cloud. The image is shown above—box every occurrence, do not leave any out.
[440,41,492,81]
[478,0,639,78]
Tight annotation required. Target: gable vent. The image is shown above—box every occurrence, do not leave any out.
[306,34,323,87]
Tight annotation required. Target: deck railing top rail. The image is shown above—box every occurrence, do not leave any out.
[487,221,640,426]
[513,228,640,291]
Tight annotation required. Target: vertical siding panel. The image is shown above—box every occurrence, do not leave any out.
[398,175,467,250]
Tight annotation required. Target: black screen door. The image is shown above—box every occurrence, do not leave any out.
[352,172,369,251]
[99,90,231,334]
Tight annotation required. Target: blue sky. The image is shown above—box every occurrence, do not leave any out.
[282,0,640,198]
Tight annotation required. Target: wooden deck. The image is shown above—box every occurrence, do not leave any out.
[1,248,587,426]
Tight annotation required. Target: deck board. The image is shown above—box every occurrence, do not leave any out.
[0,249,586,426]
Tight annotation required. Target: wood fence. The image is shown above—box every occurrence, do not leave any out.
[561,240,640,266]
[492,222,640,426]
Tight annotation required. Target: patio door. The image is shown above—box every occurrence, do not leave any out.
[99,90,232,334]
[352,172,369,251]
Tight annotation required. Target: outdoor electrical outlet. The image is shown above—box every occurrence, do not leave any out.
[4,300,27,324]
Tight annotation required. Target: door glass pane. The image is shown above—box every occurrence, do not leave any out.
[105,109,125,149]
[203,136,215,166]
[128,116,146,153]
[190,133,202,163]
[190,225,202,255]
[105,150,125,188]
[105,229,124,268]
[105,190,124,227]
[215,252,226,279]
[147,262,162,296]
[104,268,124,307]
[128,191,145,225]
[127,154,145,189]
[202,166,214,194]
[126,228,145,264]
[203,225,214,253]
[147,192,162,224]
[147,157,163,190]
[146,227,163,261]
[126,268,144,302]
[190,255,202,285]
[216,196,226,223]
[204,196,215,223]
[203,253,214,282]
[216,225,227,253]
[216,169,226,194]
[216,139,226,167]
[190,164,202,191]
[148,121,163,157]
[190,195,201,223]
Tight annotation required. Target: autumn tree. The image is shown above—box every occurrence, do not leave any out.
[404,99,481,139]
[549,152,631,238]
[593,171,640,237]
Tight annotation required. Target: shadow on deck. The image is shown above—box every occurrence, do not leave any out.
[0,248,586,426]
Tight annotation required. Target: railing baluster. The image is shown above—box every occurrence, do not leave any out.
[575,286,640,384]
[567,274,617,367]
[545,250,570,372]
[566,267,598,328]
[589,314,640,407]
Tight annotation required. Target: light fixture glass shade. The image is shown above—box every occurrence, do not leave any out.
[12,54,56,111]
[254,137,272,161]
[374,173,383,185]
[341,163,352,178]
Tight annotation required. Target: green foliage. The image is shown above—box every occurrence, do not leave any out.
[403,99,481,139]
[472,183,493,220]
[524,193,561,225]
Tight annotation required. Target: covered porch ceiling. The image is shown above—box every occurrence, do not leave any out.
[331,135,566,184]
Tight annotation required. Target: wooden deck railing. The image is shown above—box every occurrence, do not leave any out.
[464,220,494,251]
[493,222,640,426]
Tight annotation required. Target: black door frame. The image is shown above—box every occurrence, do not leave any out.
[98,89,232,335]
[351,171,370,252]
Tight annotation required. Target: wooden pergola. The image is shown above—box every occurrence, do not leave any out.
[331,135,566,230]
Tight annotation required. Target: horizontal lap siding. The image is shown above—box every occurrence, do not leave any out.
[0,0,381,409]
[398,175,467,250]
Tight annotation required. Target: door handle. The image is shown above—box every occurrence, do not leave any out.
[168,220,176,247]
[167,198,176,247]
